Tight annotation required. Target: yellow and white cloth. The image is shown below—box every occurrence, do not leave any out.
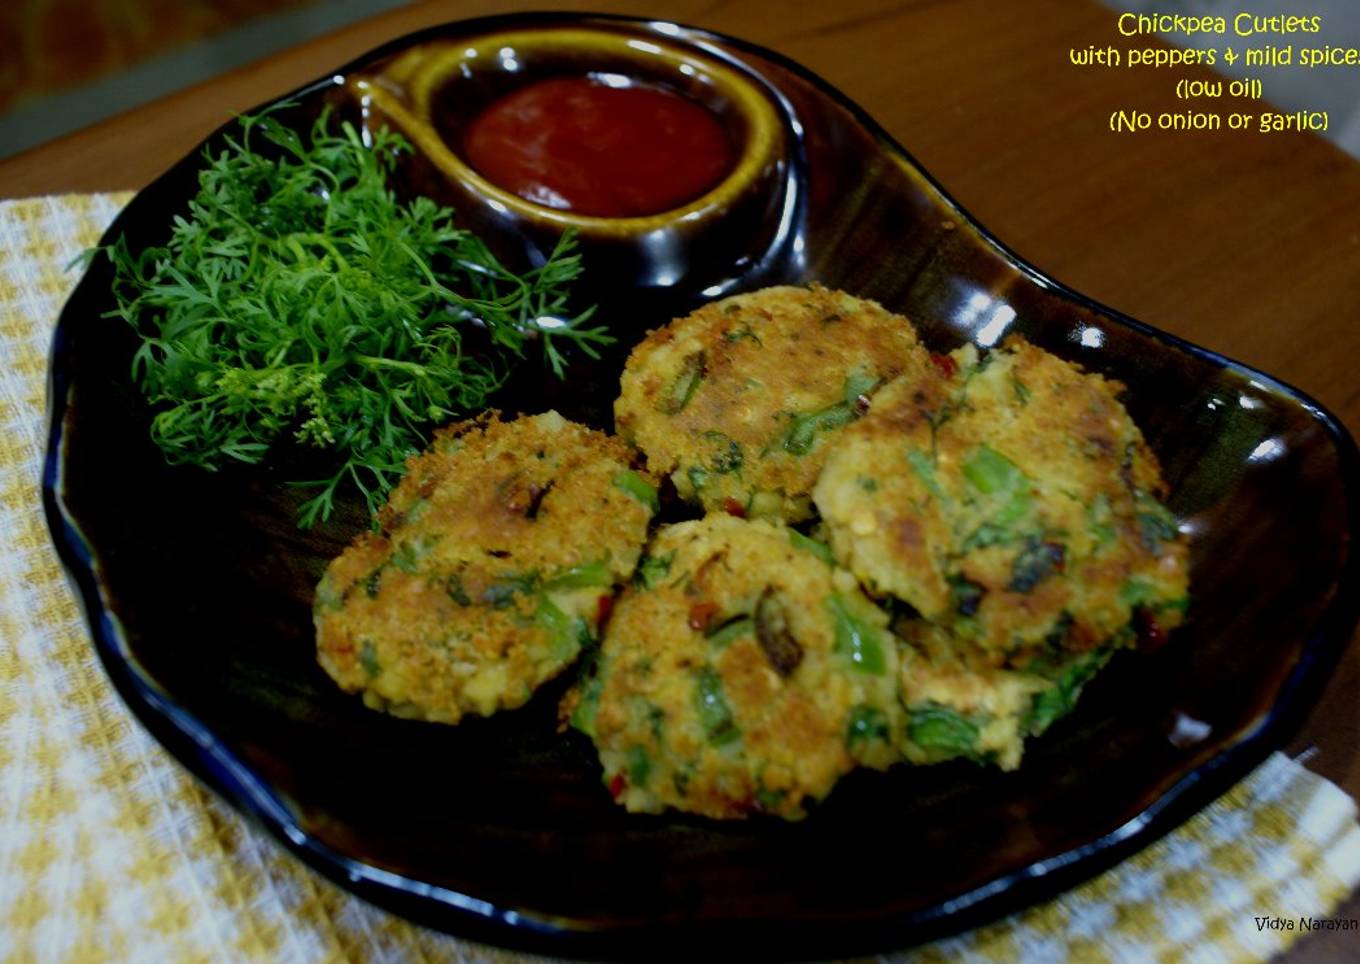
[2,194,1358,962]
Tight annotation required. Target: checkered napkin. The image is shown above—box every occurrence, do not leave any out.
[3,194,1358,962]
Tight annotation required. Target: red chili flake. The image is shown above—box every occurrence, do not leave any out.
[929,353,958,378]
[608,774,626,798]
[597,593,614,623]
[723,497,747,518]
[1134,607,1167,652]
[688,601,718,632]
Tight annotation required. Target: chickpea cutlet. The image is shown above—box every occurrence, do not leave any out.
[314,411,657,724]
[814,339,1189,669]
[313,285,1191,817]
[615,285,930,522]
[563,515,900,819]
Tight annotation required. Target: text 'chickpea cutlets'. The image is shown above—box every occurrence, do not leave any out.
[616,285,931,522]
[312,283,1192,818]
[314,411,656,724]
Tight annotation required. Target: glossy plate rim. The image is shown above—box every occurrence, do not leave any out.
[41,10,1360,959]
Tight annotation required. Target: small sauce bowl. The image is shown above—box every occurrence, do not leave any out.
[351,26,789,291]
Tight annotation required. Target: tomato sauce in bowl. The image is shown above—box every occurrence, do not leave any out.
[463,75,734,218]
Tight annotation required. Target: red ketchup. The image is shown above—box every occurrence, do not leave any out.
[463,76,734,217]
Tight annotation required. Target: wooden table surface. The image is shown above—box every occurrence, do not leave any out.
[4,0,1357,956]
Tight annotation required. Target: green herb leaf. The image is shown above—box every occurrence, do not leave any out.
[843,371,880,407]
[846,705,891,748]
[627,746,653,787]
[788,529,835,565]
[358,640,381,678]
[825,594,887,674]
[702,431,743,474]
[658,351,705,414]
[533,595,585,662]
[612,470,659,513]
[482,571,539,608]
[102,105,607,527]
[544,559,612,590]
[1136,495,1180,551]
[908,705,979,752]
[635,551,674,589]
[1025,649,1109,733]
[569,676,602,737]
[962,444,1024,495]
[783,403,856,455]
[695,666,740,745]
[906,448,945,500]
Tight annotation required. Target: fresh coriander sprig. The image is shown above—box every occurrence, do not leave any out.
[103,105,610,527]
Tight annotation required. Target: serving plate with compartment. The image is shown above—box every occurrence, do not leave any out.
[43,12,1360,958]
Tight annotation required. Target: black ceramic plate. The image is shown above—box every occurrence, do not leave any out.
[44,12,1360,959]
